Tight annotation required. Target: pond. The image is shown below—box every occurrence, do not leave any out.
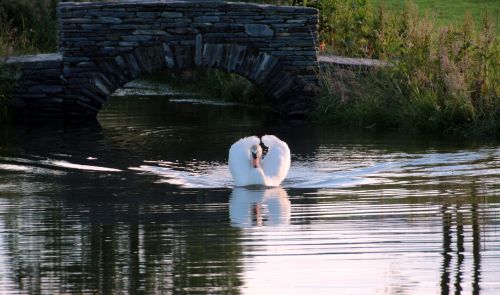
[0,82,499,294]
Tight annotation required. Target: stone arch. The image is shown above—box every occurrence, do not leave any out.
[58,1,320,118]
[68,43,308,117]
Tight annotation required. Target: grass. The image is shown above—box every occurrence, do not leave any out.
[0,0,498,137]
[0,0,58,55]
[148,69,272,107]
[313,0,500,137]
[0,62,20,120]
[375,0,500,31]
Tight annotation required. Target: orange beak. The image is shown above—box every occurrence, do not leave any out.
[252,157,259,168]
[251,151,259,168]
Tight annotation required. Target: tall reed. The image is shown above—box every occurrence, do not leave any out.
[0,0,58,55]
[313,0,499,137]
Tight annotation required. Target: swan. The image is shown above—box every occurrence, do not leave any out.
[228,135,290,187]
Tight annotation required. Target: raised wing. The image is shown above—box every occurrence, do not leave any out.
[261,135,291,186]
[228,136,260,185]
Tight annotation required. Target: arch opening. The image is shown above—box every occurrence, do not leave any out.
[65,43,308,117]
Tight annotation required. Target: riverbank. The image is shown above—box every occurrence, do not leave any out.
[311,0,499,137]
[1,0,499,137]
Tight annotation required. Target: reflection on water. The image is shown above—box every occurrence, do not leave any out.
[230,187,291,227]
[0,95,499,294]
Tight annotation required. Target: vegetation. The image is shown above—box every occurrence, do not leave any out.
[0,62,19,119]
[0,0,58,55]
[375,0,499,30]
[0,0,498,137]
[311,0,499,137]
[150,69,272,107]
[0,1,59,120]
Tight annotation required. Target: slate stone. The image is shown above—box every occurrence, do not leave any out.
[121,35,153,42]
[193,16,220,23]
[28,85,64,94]
[96,17,122,24]
[244,24,274,37]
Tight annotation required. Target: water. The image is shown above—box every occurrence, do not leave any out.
[0,86,499,294]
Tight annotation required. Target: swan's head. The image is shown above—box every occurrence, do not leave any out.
[250,144,262,168]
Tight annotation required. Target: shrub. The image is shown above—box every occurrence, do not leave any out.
[313,1,499,136]
[0,0,58,55]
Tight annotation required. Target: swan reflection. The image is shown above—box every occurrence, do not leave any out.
[229,187,291,227]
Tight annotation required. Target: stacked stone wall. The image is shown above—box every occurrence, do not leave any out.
[58,0,319,116]
[5,54,64,118]
[2,1,321,118]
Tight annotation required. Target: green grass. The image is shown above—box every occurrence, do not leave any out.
[376,0,500,30]
[313,0,500,137]
[0,0,499,137]
[149,69,272,108]
[0,0,58,55]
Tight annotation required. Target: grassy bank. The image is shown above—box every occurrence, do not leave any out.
[0,0,58,56]
[0,0,498,137]
[376,0,499,30]
[312,0,499,137]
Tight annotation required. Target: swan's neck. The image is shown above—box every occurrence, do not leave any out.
[247,167,267,186]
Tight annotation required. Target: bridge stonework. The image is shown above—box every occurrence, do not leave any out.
[52,0,319,117]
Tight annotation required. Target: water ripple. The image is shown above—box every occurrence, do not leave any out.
[126,147,499,194]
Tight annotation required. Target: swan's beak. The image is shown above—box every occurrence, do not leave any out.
[251,152,259,168]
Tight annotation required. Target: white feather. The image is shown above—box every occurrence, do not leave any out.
[228,135,290,187]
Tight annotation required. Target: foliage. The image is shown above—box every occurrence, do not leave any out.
[374,0,500,31]
[0,0,59,55]
[0,0,498,136]
[159,69,272,107]
[0,62,20,120]
[313,3,500,137]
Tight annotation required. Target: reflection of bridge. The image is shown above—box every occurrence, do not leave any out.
[6,0,321,118]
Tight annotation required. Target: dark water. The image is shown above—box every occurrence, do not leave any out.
[0,92,499,294]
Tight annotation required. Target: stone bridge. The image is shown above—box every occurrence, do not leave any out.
[5,0,320,119]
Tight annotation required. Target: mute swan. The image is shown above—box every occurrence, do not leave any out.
[228,135,290,187]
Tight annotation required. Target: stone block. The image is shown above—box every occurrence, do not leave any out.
[137,12,159,18]
[193,16,219,23]
[65,18,92,24]
[96,16,123,24]
[244,24,274,37]
[119,41,139,47]
[121,35,153,42]
[28,85,64,94]
[161,12,183,18]
[133,29,168,36]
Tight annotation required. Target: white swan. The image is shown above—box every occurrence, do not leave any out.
[228,135,290,187]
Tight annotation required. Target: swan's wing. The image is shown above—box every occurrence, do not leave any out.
[228,136,260,185]
[261,135,291,185]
